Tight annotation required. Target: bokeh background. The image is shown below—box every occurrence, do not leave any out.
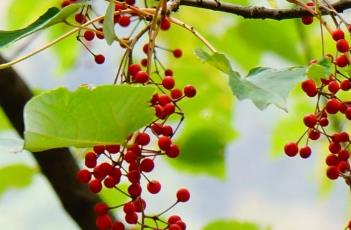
[0,0,350,229]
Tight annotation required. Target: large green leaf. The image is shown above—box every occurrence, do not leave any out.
[103,0,117,45]
[0,3,84,48]
[203,219,260,230]
[24,85,155,151]
[306,58,332,81]
[195,49,306,111]
[0,164,37,198]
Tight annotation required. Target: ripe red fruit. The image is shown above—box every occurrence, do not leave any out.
[165,69,173,76]
[345,107,351,120]
[308,129,320,140]
[299,146,312,159]
[118,15,131,27]
[341,79,351,91]
[326,166,339,180]
[332,29,345,41]
[165,144,180,158]
[328,81,340,94]
[162,76,175,89]
[123,202,136,214]
[124,150,137,163]
[61,0,71,8]
[84,30,95,41]
[336,54,349,67]
[158,136,172,150]
[76,169,91,184]
[171,89,183,100]
[151,123,163,135]
[175,221,186,230]
[340,132,350,142]
[128,64,141,76]
[176,188,190,202]
[162,125,173,136]
[338,150,350,161]
[136,132,150,146]
[155,105,167,119]
[142,43,149,54]
[147,180,162,194]
[158,94,171,106]
[127,170,141,183]
[164,103,176,115]
[284,142,298,157]
[326,154,339,166]
[301,79,317,97]
[160,17,171,30]
[168,215,182,224]
[128,183,142,197]
[75,13,87,24]
[301,16,313,25]
[319,117,329,127]
[112,221,125,230]
[95,54,106,64]
[303,114,317,128]
[141,58,148,67]
[94,145,105,154]
[106,145,120,153]
[338,161,349,173]
[135,71,149,84]
[103,176,117,188]
[94,202,109,215]
[173,49,182,58]
[169,225,181,230]
[329,142,341,154]
[140,158,154,172]
[325,98,341,114]
[96,28,104,39]
[133,197,146,212]
[125,212,138,224]
[336,39,350,53]
[89,179,102,193]
[184,85,196,97]
[96,215,112,230]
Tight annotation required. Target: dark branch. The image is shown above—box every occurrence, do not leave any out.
[177,0,351,20]
[0,55,110,230]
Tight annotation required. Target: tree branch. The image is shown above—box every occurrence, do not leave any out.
[177,0,351,20]
[0,55,109,230]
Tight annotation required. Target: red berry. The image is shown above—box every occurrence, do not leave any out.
[141,58,148,67]
[136,132,150,146]
[301,79,317,97]
[326,154,339,166]
[158,94,171,106]
[301,16,313,25]
[303,114,317,128]
[140,158,154,172]
[328,81,340,94]
[171,89,183,100]
[165,144,180,158]
[173,49,182,58]
[125,213,138,224]
[118,15,131,27]
[168,215,181,225]
[95,54,105,64]
[175,221,186,230]
[147,180,161,194]
[104,176,117,188]
[299,146,312,159]
[176,188,190,202]
[162,76,175,89]
[123,202,136,214]
[329,142,341,154]
[75,13,87,24]
[94,203,109,215]
[89,179,102,193]
[84,30,95,41]
[96,28,104,39]
[110,167,122,182]
[325,98,341,114]
[160,17,171,30]
[106,145,120,153]
[308,129,320,140]
[142,43,149,54]
[135,71,149,84]
[162,125,173,136]
[128,183,142,197]
[169,225,181,230]
[319,117,329,127]
[184,85,196,97]
[332,29,345,41]
[164,103,176,115]
[94,145,105,154]
[128,64,141,76]
[96,215,112,230]
[326,166,339,180]
[127,170,141,184]
[338,161,349,173]
[151,123,163,135]
[340,132,350,142]
[61,0,71,8]
[133,197,146,212]
[112,221,125,230]
[338,150,350,161]
[341,79,351,91]
[336,54,349,67]
[124,150,137,163]
[337,39,350,53]
[165,69,173,76]
[284,142,298,157]
[158,136,172,150]
[346,107,351,120]
[76,169,91,184]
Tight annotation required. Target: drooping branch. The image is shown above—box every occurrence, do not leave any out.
[177,0,351,20]
[0,55,111,230]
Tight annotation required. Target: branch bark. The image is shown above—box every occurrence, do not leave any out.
[177,0,351,20]
[0,55,106,230]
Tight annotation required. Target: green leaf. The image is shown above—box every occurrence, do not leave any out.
[100,183,129,207]
[0,3,84,48]
[0,107,13,131]
[0,164,37,198]
[103,0,117,45]
[306,58,332,81]
[194,49,232,74]
[203,219,260,230]
[24,85,155,151]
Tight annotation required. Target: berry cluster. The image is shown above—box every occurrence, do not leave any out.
[65,0,197,229]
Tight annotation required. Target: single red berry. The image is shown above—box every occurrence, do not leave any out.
[123,202,136,214]
[328,81,340,94]
[140,158,154,172]
[319,117,329,127]
[345,107,351,120]
[118,15,131,27]
[308,129,320,140]
[106,145,120,153]
[173,49,182,58]
[158,136,172,150]
[301,16,313,25]
[75,13,87,24]
[94,145,105,154]
[168,215,181,225]
[124,150,137,163]
[128,64,141,76]
[160,17,171,30]
[155,105,167,119]
[326,166,339,180]
[169,225,181,230]
[329,142,341,154]
[184,85,196,97]
[96,28,104,39]
[125,213,138,224]
[176,188,190,202]
[301,79,317,97]
[332,29,345,41]
[338,161,349,173]
[147,180,162,194]
[171,89,183,100]
[336,54,349,67]
[325,98,341,114]
[96,215,112,230]
[284,142,298,157]
[338,150,350,161]
[85,158,97,168]
[299,146,312,159]
[89,179,102,193]
[110,167,122,182]
[136,132,150,146]
[95,54,105,64]
[165,69,173,76]
[331,133,341,143]
[76,169,91,184]
[151,123,163,135]
[94,203,109,215]
[162,76,175,89]
[162,125,173,136]
[133,197,146,212]
[326,154,339,166]
[104,176,117,188]
[112,221,125,230]
[166,144,180,158]
[337,39,350,53]
[128,183,142,197]
[341,79,351,91]
[135,71,149,84]
[164,103,176,115]
[340,132,350,142]
[175,221,186,230]
[84,30,95,41]
[303,114,317,128]
[141,58,148,67]
[158,94,171,106]
[127,170,141,184]
[61,0,71,8]
[142,43,149,54]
